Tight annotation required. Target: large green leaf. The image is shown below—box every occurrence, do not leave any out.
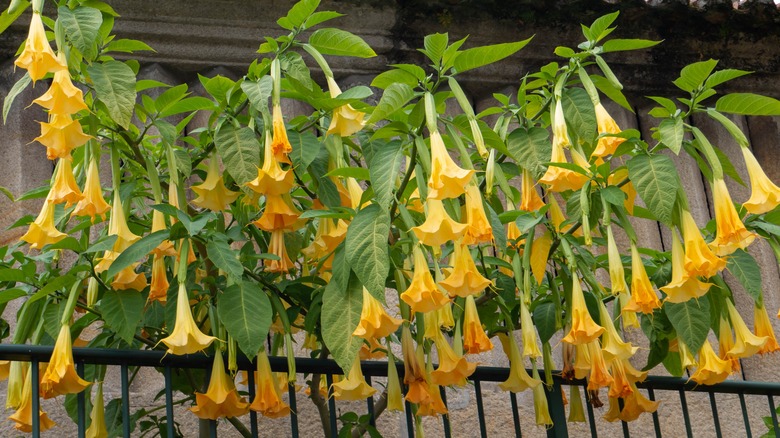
[367,83,414,124]
[452,38,532,74]
[59,6,102,60]
[664,298,710,352]
[345,204,390,300]
[3,73,30,124]
[368,140,403,209]
[88,61,137,129]
[562,87,597,147]
[673,59,718,93]
[627,154,679,225]
[506,127,551,179]
[656,116,684,154]
[101,290,144,344]
[321,249,363,372]
[288,130,321,171]
[532,301,558,344]
[704,69,751,90]
[207,235,244,281]
[278,0,319,30]
[726,249,762,303]
[716,93,780,116]
[218,282,271,360]
[601,38,661,53]
[308,28,376,58]
[106,230,168,279]
[214,124,261,187]
[240,76,273,113]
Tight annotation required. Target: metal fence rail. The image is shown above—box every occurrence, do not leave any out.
[2,344,780,438]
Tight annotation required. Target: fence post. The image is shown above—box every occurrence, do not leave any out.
[547,382,568,438]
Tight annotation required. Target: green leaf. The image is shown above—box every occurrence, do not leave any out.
[601,38,661,53]
[58,6,102,60]
[627,154,679,225]
[367,83,414,124]
[280,51,312,90]
[588,12,619,42]
[716,93,780,116]
[3,73,31,124]
[486,203,506,254]
[154,83,187,114]
[241,76,273,113]
[159,97,215,118]
[706,109,749,148]
[726,249,762,302]
[561,87,597,146]
[321,249,363,372]
[29,274,77,304]
[207,235,244,281]
[345,204,390,300]
[103,38,155,54]
[288,130,321,171]
[305,10,344,28]
[280,0,319,29]
[370,69,419,90]
[423,33,448,66]
[664,298,710,352]
[506,127,551,179]
[0,288,25,305]
[452,37,532,74]
[309,28,376,58]
[591,74,632,112]
[326,167,370,180]
[84,235,118,254]
[533,301,558,344]
[218,282,271,360]
[101,290,144,344]
[673,59,718,93]
[704,69,751,90]
[88,61,137,129]
[600,186,626,206]
[214,124,262,187]
[0,1,29,35]
[105,230,168,279]
[368,140,403,209]
[657,117,684,154]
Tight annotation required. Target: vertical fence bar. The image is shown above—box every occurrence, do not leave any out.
[326,374,337,437]
[708,392,722,438]
[768,394,778,435]
[678,389,693,438]
[739,392,752,438]
[31,358,40,438]
[618,398,630,438]
[647,388,661,438]
[77,361,86,438]
[404,399,415,438]
[584,386,597,438]
[209,419,217,437]
[474,380,488,438]
[510,392,522,438]
[121,364,130,438]
[546,382,568,438]
[439,386,452,438]
[246,369,258,438]
[366,375,376,428]
[164,366,175,438]
[288,382,299,438]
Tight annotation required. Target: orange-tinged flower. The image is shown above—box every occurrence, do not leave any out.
[709,178,756,256]
[271,105,292,163]
[331,355,377,401]
[520,301,542,359]
[86,382,108,438]
[359,337,386,360]
[192,156,240,212]
[562,276,605,345]
[417,379,448,417]
[427,130,474,200]
[606,226,629,295]
[326,76,366,137]
[661,232,712,303]
[33,65,89,115]
[599,302,637,362]
[463,183,492,245]
[407,185,425,213]
[72,157,111,220]
[463,294,493,354]
[623,244,661,313]
[345,177,367,210]
[412,197,467,247]
[95,193,141,274]
[265,230,294,273]
[680,209,726,278]
[440,242,492,297]
[741,146,780,214]
[149,210,175,257]
[35,113,92,160]
[14,12,66,82]
[247,131,294,196]
[726,300,767,359]
[302,218,347,270]
[159,283,217,355]
[20,197,66,250]
[540,100,588,192]
[430,331,476,387]
[619,383,660,422]
[249,350,291,418]
[497,333,541,393]
[754,302,780,354]
[603,396,622,422]
[520,168,545,212]
[716,319,739,373]
[607,358,634,399]
[423,309,443,340]
[401,327,430,404]
[608,169,636,215]
[191,353,249,419]
[530,231,552,285]
[690,340,732,385]
[619,291,640,329]
[353,288,402,340]
[400,246,450,313]
[254,194,302,232]
[587,340,614,391]
[592,102,625,157]
[111,264,148,291]
[531,366,553,427]
[0,360,8,382]
[41,324,90,398]
[8,368,56,433]
[572,342,591,380]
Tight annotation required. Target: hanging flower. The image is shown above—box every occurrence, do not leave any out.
[270,104,293,163]
[462,294,493,354]
[111,264,148,291]
[754,302,780,354]
[35,113,92,160]
[531,366,553,427]
[587,340,614,391]
[726,300,768,359]
[462,183,493,245]
[401,327,430,404]
[49,158,84,207]
[326,76,366,137]
[716,319,739,373]
[540,100,588,192]
[591,102,625,158]
[607,169,636,214]
[562,276,605,345]
[40,324,90,399]
[72,157,111,220]
[680,209,726,278]
[623,243,661,313]
[6,361,25,409]
[417,378,448,417]
[159,283,217,355]
[95,193,141,274]
[191,353,249,419]
[400,246,450,313]
[331,355,377,401]
[411,197,467,247]
[302,218,347,269]
[253,194,302,232]
[192,156,239,212]
[690,340,731,385]
[86,382,108,438]
[599,302,638,362]
[427,131,474,200]
[8,369,56,433]
[20,196,66,250]
[353,288,402,340]
[606,226,629,295]
[520,168,545,212]
[430,332,476,387]
[660,231,712,303]
[249,350,291,418]
[386,356,404,412]
[33,64,89,115]
[247,131,294,196]
[618,382,660,422]
[530,231,553,285]
[568,385,587,423]
[607,358,634,399]
[359,337,386,360]
[265,230,294,273]
[439,242,492,298]
[520,301,541,359]
[741,146,780,214]
[14,12,66,82]
[497,333,541,393]
[708,178,756,256]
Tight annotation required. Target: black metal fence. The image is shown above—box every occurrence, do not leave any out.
[2,344,780,438]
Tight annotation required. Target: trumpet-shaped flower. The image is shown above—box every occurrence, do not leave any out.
[14,12,65,82]
[417,379,448,417]
[192,156,240,212]
[540,100,588,192]
[326,76,366,137]
[587,340,614,391]
[331,355,377,401]
[33,65,89,115]
[72,157,111,220]
[690,340,732,385]
[95,193,141,273]
[149,209,175,257]
[41,324,90,399]
[6,362,25,409]
[754,302,780,354]
[427,131,474,200]
[680,209,726,278]
[606,226,629,295]
[271,105,292,163]
[568,385,587,423]
[191,353,249,419]
[265,230,294,273]
[520,168,545,212]
[86,382,108,438]
[709,178,756,256]
[412,198,467,247]
[520,301,542,359]
[741,146,780,214]
[623,244,661,313]
[562,276,605,345]
[439,242,492,298]
[716,319,739,373]
[618,382,660,422]
[400,246,450,313]
[608,169,636,214]
[661,232,712,303]
[386,356,404,412]
[254,194,302,232]
[111,264,148,291]
[35,113,92,160]
[726,300,767,359]
[353,288,402,340]
[249,350,291,418]
[531,366,553,427]
[359,337,386,360]
[531,231,553,285]
[599,302,638,362]
[592,102,625,158]
[247,131,294,196]
[463,294,493,354]
[8,369,55,433]
[159,283,217,355]
[401,327,430,404]
[607,358,634,399]
[497,333,541,393]
[49,158,83,207]
[20,197,66,250]
[430,332,476,387]
[463,183,493,245]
